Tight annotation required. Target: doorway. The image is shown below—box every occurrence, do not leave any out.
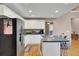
[71,18,79,40]
[64,18,79,56]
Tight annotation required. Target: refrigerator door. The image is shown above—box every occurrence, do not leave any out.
[0,18,16,56]
[17,19,24,56]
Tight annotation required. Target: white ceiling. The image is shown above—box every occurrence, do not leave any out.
[2,3,79,18]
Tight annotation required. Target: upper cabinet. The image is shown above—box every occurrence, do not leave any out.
[24,20,45,29]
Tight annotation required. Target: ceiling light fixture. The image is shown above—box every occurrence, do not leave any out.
[64,3,69,4]
[47,23,50,24]
[55,10,59,13]
[29,10,32,13]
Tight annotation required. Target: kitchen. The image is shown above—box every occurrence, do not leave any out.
[23,18,70,56]
[0,3,79,56]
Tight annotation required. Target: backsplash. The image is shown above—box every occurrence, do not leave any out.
[23,29,44,35]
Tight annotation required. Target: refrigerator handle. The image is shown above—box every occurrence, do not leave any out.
[19,33,21,42]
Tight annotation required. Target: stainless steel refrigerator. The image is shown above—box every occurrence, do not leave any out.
[0,18,24,56]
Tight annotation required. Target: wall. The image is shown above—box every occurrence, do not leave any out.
[0,5,3,15]
[46,12,79,37]
[53,13,72,37]
[3,5,25,21]
[46,13,72,41]
[0,5,25,22]
[70,12,79,34]
[50,11,79,46]
[52,13,72,46]
[45,13,72,46]
[71,18,79,34]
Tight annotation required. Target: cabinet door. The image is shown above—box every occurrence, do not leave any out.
[24,20,45,29]
[42,42,60,56]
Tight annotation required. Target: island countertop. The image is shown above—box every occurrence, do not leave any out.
[41,36,69,56]
[42,36,69,42]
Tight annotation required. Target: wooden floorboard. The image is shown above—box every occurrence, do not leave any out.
[61,39,79,56]
[24,44,41,56]
[24,39,79,56]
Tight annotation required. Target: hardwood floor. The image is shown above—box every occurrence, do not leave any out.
[24,44,41,56]
[61,39,79,56]
[24,40,79,56]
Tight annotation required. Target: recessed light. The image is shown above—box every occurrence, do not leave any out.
[47,23,50,24]
[29,10,32,13]
[55,10,59,13]
[64,3,69,4]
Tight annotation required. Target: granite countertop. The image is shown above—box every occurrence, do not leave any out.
[42,36,69,42]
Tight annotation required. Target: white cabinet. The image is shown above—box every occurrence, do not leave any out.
[42,42,60,56]
[24,20,45,29]
[24,35,42,47]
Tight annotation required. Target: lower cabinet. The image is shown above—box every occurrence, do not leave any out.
[42,42,60,56]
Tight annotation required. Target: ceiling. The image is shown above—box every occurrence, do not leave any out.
[2,3,79,18]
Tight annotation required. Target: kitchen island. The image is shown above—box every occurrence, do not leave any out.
[41,37,69,56]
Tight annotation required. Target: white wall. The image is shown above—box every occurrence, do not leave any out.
[71,18,79,34]
[46,13,71,46]
[50,11,79,46]
[70,12,79,34]
[53,13,72,37]
[0,5,25,22]
[46,13,72,41]
[46,12,79,37]
[0,5,3,15]
[55,12,79,35]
